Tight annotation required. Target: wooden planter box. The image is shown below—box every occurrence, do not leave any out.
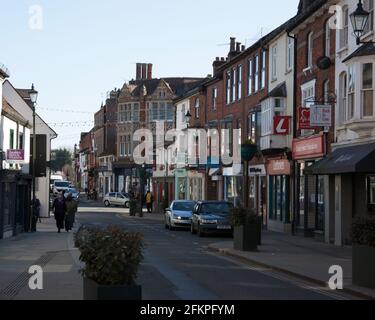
[83,278,142,300]
[353,245,375,289]
[234,224,258,252]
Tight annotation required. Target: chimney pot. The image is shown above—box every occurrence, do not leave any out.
[230,37,236,52]
[241,45,245,52]
[236,42,241,52]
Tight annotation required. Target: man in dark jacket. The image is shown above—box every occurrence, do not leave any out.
[52,192,66,233]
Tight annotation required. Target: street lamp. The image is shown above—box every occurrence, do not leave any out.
[29,84,38,232]
[350,0,375,45]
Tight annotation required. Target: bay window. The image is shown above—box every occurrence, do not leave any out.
[362,63,374,117]
[348,65,355,120]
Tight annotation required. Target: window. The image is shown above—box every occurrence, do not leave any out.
[261,50,266,89]
[348,65,356,120]
[325,21,331,57]
[364,0,374,34]
[340,7,349,48]
[238,65,242,100]
[19,132,24,150]
[119,103,139,122]
[232,67,237,102]
[307,32,313,68]
[286,37,294,71]
[301,80,316,108]
[226,70,231,105]
[324,80,330,103]
[149,102,174,122]
[120,135,132,157]
[248,59,253,95]
[119,136,126,157]
[254,55,259,92]
[339,72,348,124]
[362,63,373,117]
[195,98,200,119]
[9,129,14,149]
[212,87,217,110]
[248,113,257,143]
[271,45,277,80]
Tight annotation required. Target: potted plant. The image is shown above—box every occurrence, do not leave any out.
[241,140,258,162]
[352,216,375,289]
[230,207,260,252]
[75,225,144,300]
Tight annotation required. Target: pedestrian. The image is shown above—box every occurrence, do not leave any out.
[52,192,66,233]
[31,198,41,232]
[65,192,78,232]
[145,190,153,213]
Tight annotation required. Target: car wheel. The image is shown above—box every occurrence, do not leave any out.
[190,222,196,235]
[104,200,110,207]
[124,202,130,209]
[197,223,205,237]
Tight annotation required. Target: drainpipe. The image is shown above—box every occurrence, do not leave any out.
[288,31,297,236]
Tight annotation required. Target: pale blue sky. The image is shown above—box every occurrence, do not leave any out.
[0,0,299,149]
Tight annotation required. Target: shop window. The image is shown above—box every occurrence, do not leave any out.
[367,176,375,212]
[362,63,373,117]
[269,175,288,222]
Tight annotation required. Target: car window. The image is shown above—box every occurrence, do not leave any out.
[201,203,233,215]
[172,202,196,211]
[109,193,116,197]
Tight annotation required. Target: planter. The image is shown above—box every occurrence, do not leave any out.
[353,245,375,289]
[84,278,142,300]
[241,144,257,162]
[234,224,258,252]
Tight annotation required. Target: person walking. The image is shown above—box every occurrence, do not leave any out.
[52,192,66,233]
[30,198,41,232]
[145,190,153,213]
[65,193,78,232]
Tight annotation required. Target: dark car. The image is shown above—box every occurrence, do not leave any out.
[191,201,234,237]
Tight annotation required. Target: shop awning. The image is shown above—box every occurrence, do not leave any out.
[306,143,375,175]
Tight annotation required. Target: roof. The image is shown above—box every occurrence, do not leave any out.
[1,97,30,126]
[174,77,212,103]
[342,43,375,63]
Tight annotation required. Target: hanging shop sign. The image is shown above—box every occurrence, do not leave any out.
[267,160,291,176]
[248,165,266,176]
[310,105,332,127]
[298,107,311,129]
[273,116,291,135]
[292,135,325,160]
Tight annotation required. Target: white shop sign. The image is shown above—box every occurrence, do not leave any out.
[310,105,332,127]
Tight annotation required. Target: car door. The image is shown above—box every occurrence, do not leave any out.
[117,193,126,206]
[109,193,117,204]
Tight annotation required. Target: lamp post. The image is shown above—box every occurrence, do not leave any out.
[29,84,38,232]
[350,0,375,45]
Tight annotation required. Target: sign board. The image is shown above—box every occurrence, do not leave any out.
[310,105,332,127]
[292,135,325,160]
[298,108,311,129]
[273,116,291,135]
[6,149,25,163]
[267,160,291,176]
[248,165,266,176]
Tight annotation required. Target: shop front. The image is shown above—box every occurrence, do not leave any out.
[223,165,243,207]
[174,169,187,201]
[266,159,291,233]
[187,170,205,201]
[292,134,326,238]
[248,165,267,216]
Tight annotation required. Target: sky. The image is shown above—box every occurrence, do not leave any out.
[0,0,300,150]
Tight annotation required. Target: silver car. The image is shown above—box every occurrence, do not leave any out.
[103,192,130,208]
[165,200,197,230]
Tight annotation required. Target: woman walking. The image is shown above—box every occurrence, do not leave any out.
[65,192,78,232]
[52,192,66,233]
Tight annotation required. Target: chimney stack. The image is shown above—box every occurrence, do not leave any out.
[213,57,226,76]
[236,42,241,52]
[136,63,142,81]
[136,63,153,81]
[230,37,236,52]
[241,45,245,52]
[147,63,153,79]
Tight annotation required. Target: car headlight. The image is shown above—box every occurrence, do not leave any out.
[172,214,181,220]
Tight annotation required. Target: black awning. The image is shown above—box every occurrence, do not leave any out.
[306,143,375,175]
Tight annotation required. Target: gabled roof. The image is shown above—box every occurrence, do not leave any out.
[342,43,375,63]
[2,97,30,126]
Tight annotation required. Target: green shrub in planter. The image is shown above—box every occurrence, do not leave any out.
[230,207,260,251]
[352,216,375,289]
[75,225,144,300]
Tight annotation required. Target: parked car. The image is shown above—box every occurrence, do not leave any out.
[191,201,234,237]
[103,192,130,208]
[165,200,197,230]
[64,188,79,201]
[53,181,70,195]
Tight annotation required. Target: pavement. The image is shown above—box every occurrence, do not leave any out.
[0,217,83,300]
[207,231,375,299]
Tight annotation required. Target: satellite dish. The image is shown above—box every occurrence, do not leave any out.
[317,56,332,70]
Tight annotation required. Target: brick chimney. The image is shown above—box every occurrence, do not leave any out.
[213,57,226,77]
[136,63,153,81]
[228,37,240,61]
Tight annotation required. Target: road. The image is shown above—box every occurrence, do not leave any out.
[77,202,357,300]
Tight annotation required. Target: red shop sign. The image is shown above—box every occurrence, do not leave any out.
[267,159,291,176]
[292,135,326,160]
[298,107,311,129]
[274,116,291,135]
